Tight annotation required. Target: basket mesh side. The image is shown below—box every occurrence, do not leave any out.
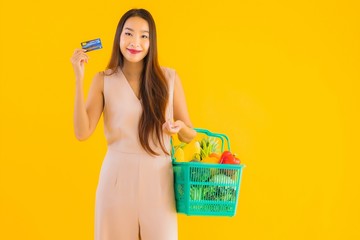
[174,163,244,216]
[189,202,236,216]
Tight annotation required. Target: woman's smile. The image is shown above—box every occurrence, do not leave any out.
[127,48,142,54]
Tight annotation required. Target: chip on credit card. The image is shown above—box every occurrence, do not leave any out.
[81,38,102,52]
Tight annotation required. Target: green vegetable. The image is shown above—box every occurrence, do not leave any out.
[190,167,211,182]
[188,173,237,202]
[209,174,235,184]
[199,137,220,160]
[190,186,203,200]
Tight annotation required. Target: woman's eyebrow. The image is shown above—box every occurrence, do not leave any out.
[124,27,149,33]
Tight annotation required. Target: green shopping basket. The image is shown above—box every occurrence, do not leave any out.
[172,128,245,217]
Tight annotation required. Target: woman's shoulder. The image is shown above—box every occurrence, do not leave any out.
[160,66,177,80]
[103,67,119,76]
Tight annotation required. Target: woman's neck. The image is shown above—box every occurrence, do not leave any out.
[122,60,144,80]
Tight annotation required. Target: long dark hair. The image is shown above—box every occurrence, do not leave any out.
[105,8,169,156]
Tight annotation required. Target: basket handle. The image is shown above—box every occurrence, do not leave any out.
[171,128,231,163]
[193,128,231,152]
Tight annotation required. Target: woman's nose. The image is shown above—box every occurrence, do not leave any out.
[130,37,140,48]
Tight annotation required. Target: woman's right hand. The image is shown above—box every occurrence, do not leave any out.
[70,49,89,82]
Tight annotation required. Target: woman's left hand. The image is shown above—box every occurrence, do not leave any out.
[162,120,183,135]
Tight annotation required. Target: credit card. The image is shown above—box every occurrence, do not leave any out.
[81,38,102,52]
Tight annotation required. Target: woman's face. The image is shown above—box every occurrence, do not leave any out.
[120,16,150,64]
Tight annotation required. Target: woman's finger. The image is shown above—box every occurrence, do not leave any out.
[72,49,88,58]
[72,54,89,64]
[169,124,180,133]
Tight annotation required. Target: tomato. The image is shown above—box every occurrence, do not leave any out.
[219,151,240,164]
[219,151,240,177]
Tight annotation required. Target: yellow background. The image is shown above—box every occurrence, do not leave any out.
[1,0,359,239]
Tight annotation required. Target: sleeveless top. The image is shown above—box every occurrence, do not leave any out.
[103,66,175,156]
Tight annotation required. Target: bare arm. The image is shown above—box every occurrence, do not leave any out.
[71,48,104,141]
[172,71,197,143]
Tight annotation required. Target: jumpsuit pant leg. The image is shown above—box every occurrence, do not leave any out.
[95,150,140,240]
[138,154,178,240]
[95,150,178,240]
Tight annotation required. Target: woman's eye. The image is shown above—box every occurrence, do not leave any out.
[125,32,132,36]
[142,35,149,39]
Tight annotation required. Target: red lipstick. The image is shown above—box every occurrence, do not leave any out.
[127,48,142,54]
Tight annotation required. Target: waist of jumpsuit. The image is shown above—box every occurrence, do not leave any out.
[107,139,171,158]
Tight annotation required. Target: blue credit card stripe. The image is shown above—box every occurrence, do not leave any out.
[82,42,101,48]
[84,40,100,47]
[83,42,102,49]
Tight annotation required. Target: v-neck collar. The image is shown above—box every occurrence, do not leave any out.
[119,67,142,102]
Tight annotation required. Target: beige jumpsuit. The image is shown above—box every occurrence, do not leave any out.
[94,66,178,240]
